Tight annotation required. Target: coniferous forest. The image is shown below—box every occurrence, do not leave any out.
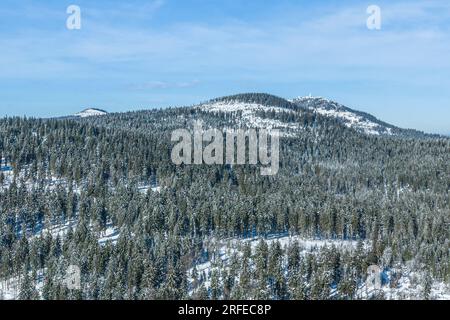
[0,94,449,300]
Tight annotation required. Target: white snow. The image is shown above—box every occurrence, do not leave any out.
[30,219,120,246]
[199,101,299,136]
[137,183,162,194]
[98,226,121,245]
[0,172,71,192]
[200,98,395,137]
[32,219,78,239]
[187,234,450,300]
[294,97,393,136]
[356,266,450,300]
[0,271,45,300]
[74,108,107,118]
[312,106,386,135]
[187,235,362,295]
[0,163,14,191]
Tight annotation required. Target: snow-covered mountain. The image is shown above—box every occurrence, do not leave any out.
[74,108,108,118]
[68,94,432,138]
[199,98,299,136]
[2,92,448,301]
[197,93,430,138]
[291,96,432,137]
[292,96,397,136]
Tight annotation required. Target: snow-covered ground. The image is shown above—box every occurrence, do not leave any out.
[293,96,393,136]
[30,219,120,245]
[31,219,78,239]
[187,234,450,300]
[356,267,450,300]
[190,235,361,274]
[0,168,71,192]
[98,226,121,245]
[199,98,395,137]
[0,169,14,191]
[1,171,160,247]
[311,106,391,136]
[0,271,45,300]
[2,232,448,300]
[137,183,162,194]
[187,235,362,295]
[0,158,13,189]
[74,108,108,118]
[0,163,162,196]
[200,101,299,136]
[0,267,81,300]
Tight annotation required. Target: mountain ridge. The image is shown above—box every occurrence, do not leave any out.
[74,108,108,118]
[70,93,442,139]
[199,93,435,138]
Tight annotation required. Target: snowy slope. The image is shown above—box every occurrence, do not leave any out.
[187,234,450,300]
[292,96,394,136]
[68,94,431,138]
[74,108,108,118]
[199,100,299,136]
[198,94,429,138]
[355,266,450,300]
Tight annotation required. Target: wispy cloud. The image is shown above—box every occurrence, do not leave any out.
[0,0,449,132]
[2,0,450,77]
[132,80,200,90]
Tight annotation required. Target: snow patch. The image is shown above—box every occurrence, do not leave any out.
[75,108,108,118]
[187,235,361,295]
[294,97,393,136]
[199,101,299,137]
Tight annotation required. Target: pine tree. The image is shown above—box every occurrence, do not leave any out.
[210,269,221,300]
[19,271,39,300]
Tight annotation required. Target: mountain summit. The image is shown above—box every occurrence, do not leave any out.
[291,96,431,137]
[292,96,394,136]
[74,108,108,118]
[199,93,429,138]
[68,93,432,138]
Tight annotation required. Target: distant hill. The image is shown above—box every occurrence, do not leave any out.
[199,93,436,138]
[67,94,441,138]
[291,96,435,138]
[74,108,108,118]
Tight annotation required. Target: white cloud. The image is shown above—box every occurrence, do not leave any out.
[1,0,449,132]
[0,0,449,82]
[133,80,200,90]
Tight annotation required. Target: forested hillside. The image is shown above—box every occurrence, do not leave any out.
[0,94,449,300]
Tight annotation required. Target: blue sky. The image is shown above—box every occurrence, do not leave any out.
[0,0,449,134]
